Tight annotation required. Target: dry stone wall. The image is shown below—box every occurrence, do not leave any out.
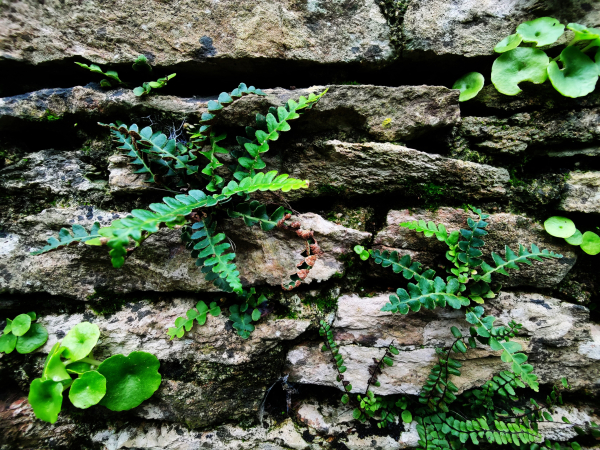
[1,0,600,449]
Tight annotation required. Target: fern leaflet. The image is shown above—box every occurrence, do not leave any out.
[227,201,285,231]
[370,249,436,283]
[31,223,101,256]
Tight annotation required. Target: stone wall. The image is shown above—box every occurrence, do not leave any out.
[1,1,600,449]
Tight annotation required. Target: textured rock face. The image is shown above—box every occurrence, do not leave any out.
[402,0,600,59]
[373,208,577,288]
[286,292,600,394]
[560,171,600,213]
[0,208,369,299]
[0,0,392,66]
[282,140,509,199]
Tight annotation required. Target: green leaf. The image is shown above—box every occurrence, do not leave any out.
[544,216,577,238]
[402,410,413,423]
[227,201,284,231]
[450,326,463,339]
[31,222,101,256]
[353,408,361,419]
[66,361,93,375]
[69,371,107,409]
[132,54,152,73]
[42,343,71,382]
[62,322,100,361]
[547,46,599,98]
[516,17,565,46]
[0,332,17,354]
[495,34,523,53]
[341,394,349,404]
[98,352,161,411]
[28,379,63,424]
[133,86,146,96]
[16,323,48,354]
[565,229,583,245]
[452,72,484,102]
[11,314,32,336]
[567,23,600,42]
[492,47,549,96]
[581,231,600,255]
[3,318,12,334]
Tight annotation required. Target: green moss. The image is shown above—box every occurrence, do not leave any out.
[318,184,346,195]
[86,290,127,316]
[403,182,449,210]
[303,293,338,312]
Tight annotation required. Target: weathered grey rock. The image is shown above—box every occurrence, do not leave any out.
[402,0,600,59]
[0,207,370,300]
[286,292,600,394]
[0,84,459,144]
[458,109,600,155]
[373,208,577,288]
[0,0,392,66]
[0,149,107,196]
[107,154,150,195]
[559,171,600,214]
[281,140,509,200]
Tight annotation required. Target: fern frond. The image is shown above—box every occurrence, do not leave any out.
[370,249,436,283]
[31,223,101,256]
[475,244,563,283]
[199,131,228,192]
[457,207,490,267]
[382,276,470,314]
[420,342,464,413]
[227,201,285,231]
[137,126,199,175]
[233,89,328,179]
[191,83,266,143]
[400,220,460,245]
[100,123,156,182]
[188,218,242,293]
[87,171,308,268]
[465,306,539,391]
[229,304,255,339]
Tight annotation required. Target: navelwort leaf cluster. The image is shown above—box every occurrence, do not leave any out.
[28,321,161,423]
[319,206,597,448]
[0,311,48,355]
[544,216,600,256]
[32,84,328,339]
[454,17,600,101]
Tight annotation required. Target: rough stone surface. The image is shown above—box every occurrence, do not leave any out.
[0,84,460,144]
[107,154,150,195]
[559,171,600,214]
[280,140,509,200]
[286,291,600,394]
[402,0,600,59]
[0,208,370,300]
[0,0,392,66]
[373,208,577,288]
[0,149,107,196]
[458,109,600,155]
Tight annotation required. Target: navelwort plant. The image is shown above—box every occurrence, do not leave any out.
[32,84,328,339]
[454,17,600,101]
[544,216,600,256]
[0,311,48,355]
[28,321,161,423]
[335,206,596,448]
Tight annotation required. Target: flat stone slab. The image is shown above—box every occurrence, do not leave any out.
[559,171,600,214]
[0,208,370,300]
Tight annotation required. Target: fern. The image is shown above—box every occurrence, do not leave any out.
[32,223,101,256]
[167,301,221,339]
[228,201,285,231]
[200,132,228,192]
[475,244,563,283]
[101,123,157,182]
[382,276,470,314]
[370,249,436,283]
[137,125,199,175]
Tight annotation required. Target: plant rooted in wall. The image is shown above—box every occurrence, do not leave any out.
[0,311,48,355]
[544,216,600,256]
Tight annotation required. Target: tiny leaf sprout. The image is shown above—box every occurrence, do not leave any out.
[27,322,161,423]
[452,72,485,102]
[0,312,47,355]
[544,216,600,255]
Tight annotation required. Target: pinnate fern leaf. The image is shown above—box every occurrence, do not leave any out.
[31,223,101,256]
[100,123,156,182]
[229,304,255,339]
[189,219,242,293]
[382,276,470,314]
[167,301,221,339]
[200,131,228,192]
[138,126,198,175]
[227,201,285,231]
[370,249,436,283]
[400,220,460,245]
[475,244,563,283]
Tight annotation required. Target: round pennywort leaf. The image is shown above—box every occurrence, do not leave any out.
[452,72,485,102]
[16,323,48,354]
[0,332,17,354]
[565,229,583,246]
[516,17,565,46]
[544,216,576,238]
[567,23,600,42]
[495,33,523,53]
[547,46,599,98]
[69,371,106,409]
[98,351,161,411]
[402,410,413,423]
[11,314,32,337]
[29,378,63,423]
[491,47,549,95]
[581,231,600,255]
[66,361,93,375]
[62,322,100,361]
